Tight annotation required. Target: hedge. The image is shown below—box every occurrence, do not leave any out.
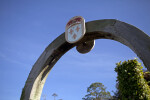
[115,59,150,100]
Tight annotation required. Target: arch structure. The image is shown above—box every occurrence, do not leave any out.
[20,19,150,100]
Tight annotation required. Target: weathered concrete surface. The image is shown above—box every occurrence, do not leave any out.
[76,40,95,54]
[20,19,150,100]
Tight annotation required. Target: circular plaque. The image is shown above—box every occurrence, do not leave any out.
[76,40,95,54]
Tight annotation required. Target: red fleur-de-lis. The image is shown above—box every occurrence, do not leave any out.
[76,26,80,32]
[69,29,73,35]
[73,34,77,39]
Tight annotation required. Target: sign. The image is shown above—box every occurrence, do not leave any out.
[65,16,86,43]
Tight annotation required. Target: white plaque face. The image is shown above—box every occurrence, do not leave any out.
[65,16,86,43]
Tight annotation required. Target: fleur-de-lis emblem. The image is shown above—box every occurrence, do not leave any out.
[65,16,86,43]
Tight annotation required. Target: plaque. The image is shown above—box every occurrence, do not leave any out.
[65,16,86,43]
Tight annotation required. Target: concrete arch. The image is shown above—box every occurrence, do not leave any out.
[20,19,150,100]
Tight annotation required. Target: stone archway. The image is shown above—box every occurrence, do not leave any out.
[20,19,150,100]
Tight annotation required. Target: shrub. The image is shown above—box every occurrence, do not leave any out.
[115,59,150,100]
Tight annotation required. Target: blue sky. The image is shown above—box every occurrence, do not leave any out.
[0,0,150,100]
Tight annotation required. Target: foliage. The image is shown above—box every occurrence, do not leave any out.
[52,93,58,100]
[112,83,121,100]
[82,82,112,100]
[115,59,150,100]
[52,93,58,97]
[144,71,150,86]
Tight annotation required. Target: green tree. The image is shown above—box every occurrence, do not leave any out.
[112,82,121,100]
[144,71,150,86]
[115,59,150,100]
[52,93,58,100]
[82,82,112,100]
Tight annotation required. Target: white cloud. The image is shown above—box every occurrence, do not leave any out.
[0,51,30,68]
